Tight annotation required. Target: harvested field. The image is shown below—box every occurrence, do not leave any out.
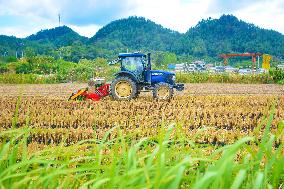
[1,84,283,145]
[1,83,284,189]
[0,83,283,97]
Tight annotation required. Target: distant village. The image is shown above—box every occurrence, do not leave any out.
[171,61,284,74]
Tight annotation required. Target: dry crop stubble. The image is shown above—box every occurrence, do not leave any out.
[0,94,283,145]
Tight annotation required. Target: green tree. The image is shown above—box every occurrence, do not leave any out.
[24,47,36,58]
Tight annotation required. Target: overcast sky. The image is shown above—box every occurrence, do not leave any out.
[0,0,283,38]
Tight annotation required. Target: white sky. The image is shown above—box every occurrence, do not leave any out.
[0,0,283,37]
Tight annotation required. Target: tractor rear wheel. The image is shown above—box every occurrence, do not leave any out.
[153,83,173,101]
[111,77,137,100]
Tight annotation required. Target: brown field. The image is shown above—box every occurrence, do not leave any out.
[0,83,283,145]
[1,83,283,97]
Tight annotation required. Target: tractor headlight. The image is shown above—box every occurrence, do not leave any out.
[172,75,176,81]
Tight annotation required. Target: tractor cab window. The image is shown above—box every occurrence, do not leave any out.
[121,57,144,72]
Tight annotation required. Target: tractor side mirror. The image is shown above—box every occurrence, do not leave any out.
[108,58,120,65]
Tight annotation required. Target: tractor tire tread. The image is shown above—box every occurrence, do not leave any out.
[153,82,173,101]
[110,76,138,101]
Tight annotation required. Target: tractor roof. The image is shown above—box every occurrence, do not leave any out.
[118,53,146,58]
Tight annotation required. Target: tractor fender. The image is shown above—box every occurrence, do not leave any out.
[114,71,138,83]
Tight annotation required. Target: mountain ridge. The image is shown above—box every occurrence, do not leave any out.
[0,14,283,61]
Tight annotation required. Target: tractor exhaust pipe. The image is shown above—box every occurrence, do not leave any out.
[147,53,151,70]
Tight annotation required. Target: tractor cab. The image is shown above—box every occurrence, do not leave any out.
[109,52,184,101]
[118,53,147,82]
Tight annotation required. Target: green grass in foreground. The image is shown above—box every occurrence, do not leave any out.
[0,111,283,189]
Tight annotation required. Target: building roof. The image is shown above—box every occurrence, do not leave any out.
[118,53,146,58]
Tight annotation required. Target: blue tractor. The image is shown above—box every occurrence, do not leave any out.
[109,52,184,100]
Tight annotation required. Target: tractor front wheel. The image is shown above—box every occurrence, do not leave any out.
[153,83,173,101]
[111,77,137,100]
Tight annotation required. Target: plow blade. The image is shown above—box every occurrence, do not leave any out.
[69,84,110,101]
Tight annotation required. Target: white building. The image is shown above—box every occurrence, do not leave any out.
[277,64,284,69]
[175,61,206,73]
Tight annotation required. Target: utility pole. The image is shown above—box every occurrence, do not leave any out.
[59,49,62,59]
[257,56,260,69]
[58,14,61,27]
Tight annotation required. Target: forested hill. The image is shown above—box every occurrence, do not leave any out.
[0,15,283,62]
[27,26,88,47]
[89,16,182,52]
[181,15,284,58]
